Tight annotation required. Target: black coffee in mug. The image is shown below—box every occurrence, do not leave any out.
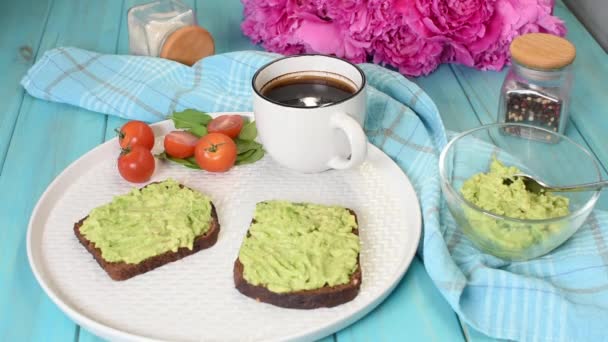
[253,54,367,173]
[260,72,357,108]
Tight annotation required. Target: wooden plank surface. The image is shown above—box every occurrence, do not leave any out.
[336,258,464,342]
[552,0,608,180]
[448,1,608,340]
[195,0,263,53]
[413,65,482,132]
[0,0,122,341]
[0,0,52,172]
[0,0,603,341]
[450,0,608,213]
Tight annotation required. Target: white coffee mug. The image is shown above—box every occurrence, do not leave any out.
[252,55,368,173]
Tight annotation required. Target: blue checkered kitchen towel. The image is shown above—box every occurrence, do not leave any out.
[21,47,608,341]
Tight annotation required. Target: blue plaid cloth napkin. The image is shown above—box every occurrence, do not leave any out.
[22,47,608,341]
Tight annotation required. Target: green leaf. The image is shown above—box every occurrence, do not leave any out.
[157,152,201,169]
[236,147,265,165]
[235,139,262,154]
[187,125,207,137]
[238,121,258,141]
[172,109,212,125]
[169,109,212,137]
[170,116,190,129]
[236,149,257,162]
[173,159,200,169]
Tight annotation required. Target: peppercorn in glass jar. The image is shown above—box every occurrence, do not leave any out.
[498,33,576,142]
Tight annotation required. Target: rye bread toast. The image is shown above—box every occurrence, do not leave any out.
[74,182,219,281]
[234,207,361,309]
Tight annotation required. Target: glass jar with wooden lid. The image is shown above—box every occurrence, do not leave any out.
[128,0,215,66]
[498,33,576,142]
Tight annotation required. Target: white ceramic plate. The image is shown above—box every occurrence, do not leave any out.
[27,112,421,342]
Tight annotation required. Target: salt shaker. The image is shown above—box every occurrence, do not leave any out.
[498,33,576,141]
[128,0,214,66]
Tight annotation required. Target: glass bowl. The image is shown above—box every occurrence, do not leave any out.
[439,123,601,261]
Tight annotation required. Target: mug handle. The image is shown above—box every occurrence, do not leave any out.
[327,112,368,170]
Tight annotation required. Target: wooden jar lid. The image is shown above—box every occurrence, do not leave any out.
[510,33,576,70]
[160,25,215,66]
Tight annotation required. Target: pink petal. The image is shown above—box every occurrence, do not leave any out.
[295,20,344,55]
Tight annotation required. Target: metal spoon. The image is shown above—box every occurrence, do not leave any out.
[503,174,607,194]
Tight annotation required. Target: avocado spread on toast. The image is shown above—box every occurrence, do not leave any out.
[238,201,360,293]
[79,179,213,264]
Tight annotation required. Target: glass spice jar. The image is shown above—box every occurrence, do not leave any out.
[498,33,576,142]
[127,0,214,66]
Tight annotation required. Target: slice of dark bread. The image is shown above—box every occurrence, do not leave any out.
[74,182,220,281]
[234,207,361,309]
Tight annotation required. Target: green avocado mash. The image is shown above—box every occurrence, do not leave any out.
[79,179,212,264]
[238,201,360,293]
[460,158,570,253]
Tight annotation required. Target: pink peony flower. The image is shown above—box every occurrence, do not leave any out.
[395,0,499,66]
[470,0,567,70]
[395,0,566,70]
[240,0,566,76]
[295,18,370,63]
[291,0,375,62]
[370,6,444,76]
[373,24,444,76]
[241,0,305,55]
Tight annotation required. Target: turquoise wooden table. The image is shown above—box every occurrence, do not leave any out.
[1,0,606,341]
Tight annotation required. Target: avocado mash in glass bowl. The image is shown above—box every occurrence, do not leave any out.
[439,123,601,260]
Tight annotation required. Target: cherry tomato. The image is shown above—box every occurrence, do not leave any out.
[207,115,244,139]
[116,121,155,150]
[164,131,199,158]
[117,145,155,183]
[194,133,237,172]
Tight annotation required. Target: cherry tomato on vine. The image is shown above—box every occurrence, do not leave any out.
[116,121,155,150]
[207,115,244,139]
[194,133,237,172]
[164,130,199,158]
[117,145,155,183]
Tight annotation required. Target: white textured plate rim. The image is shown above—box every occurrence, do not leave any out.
[27,112,422,342]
